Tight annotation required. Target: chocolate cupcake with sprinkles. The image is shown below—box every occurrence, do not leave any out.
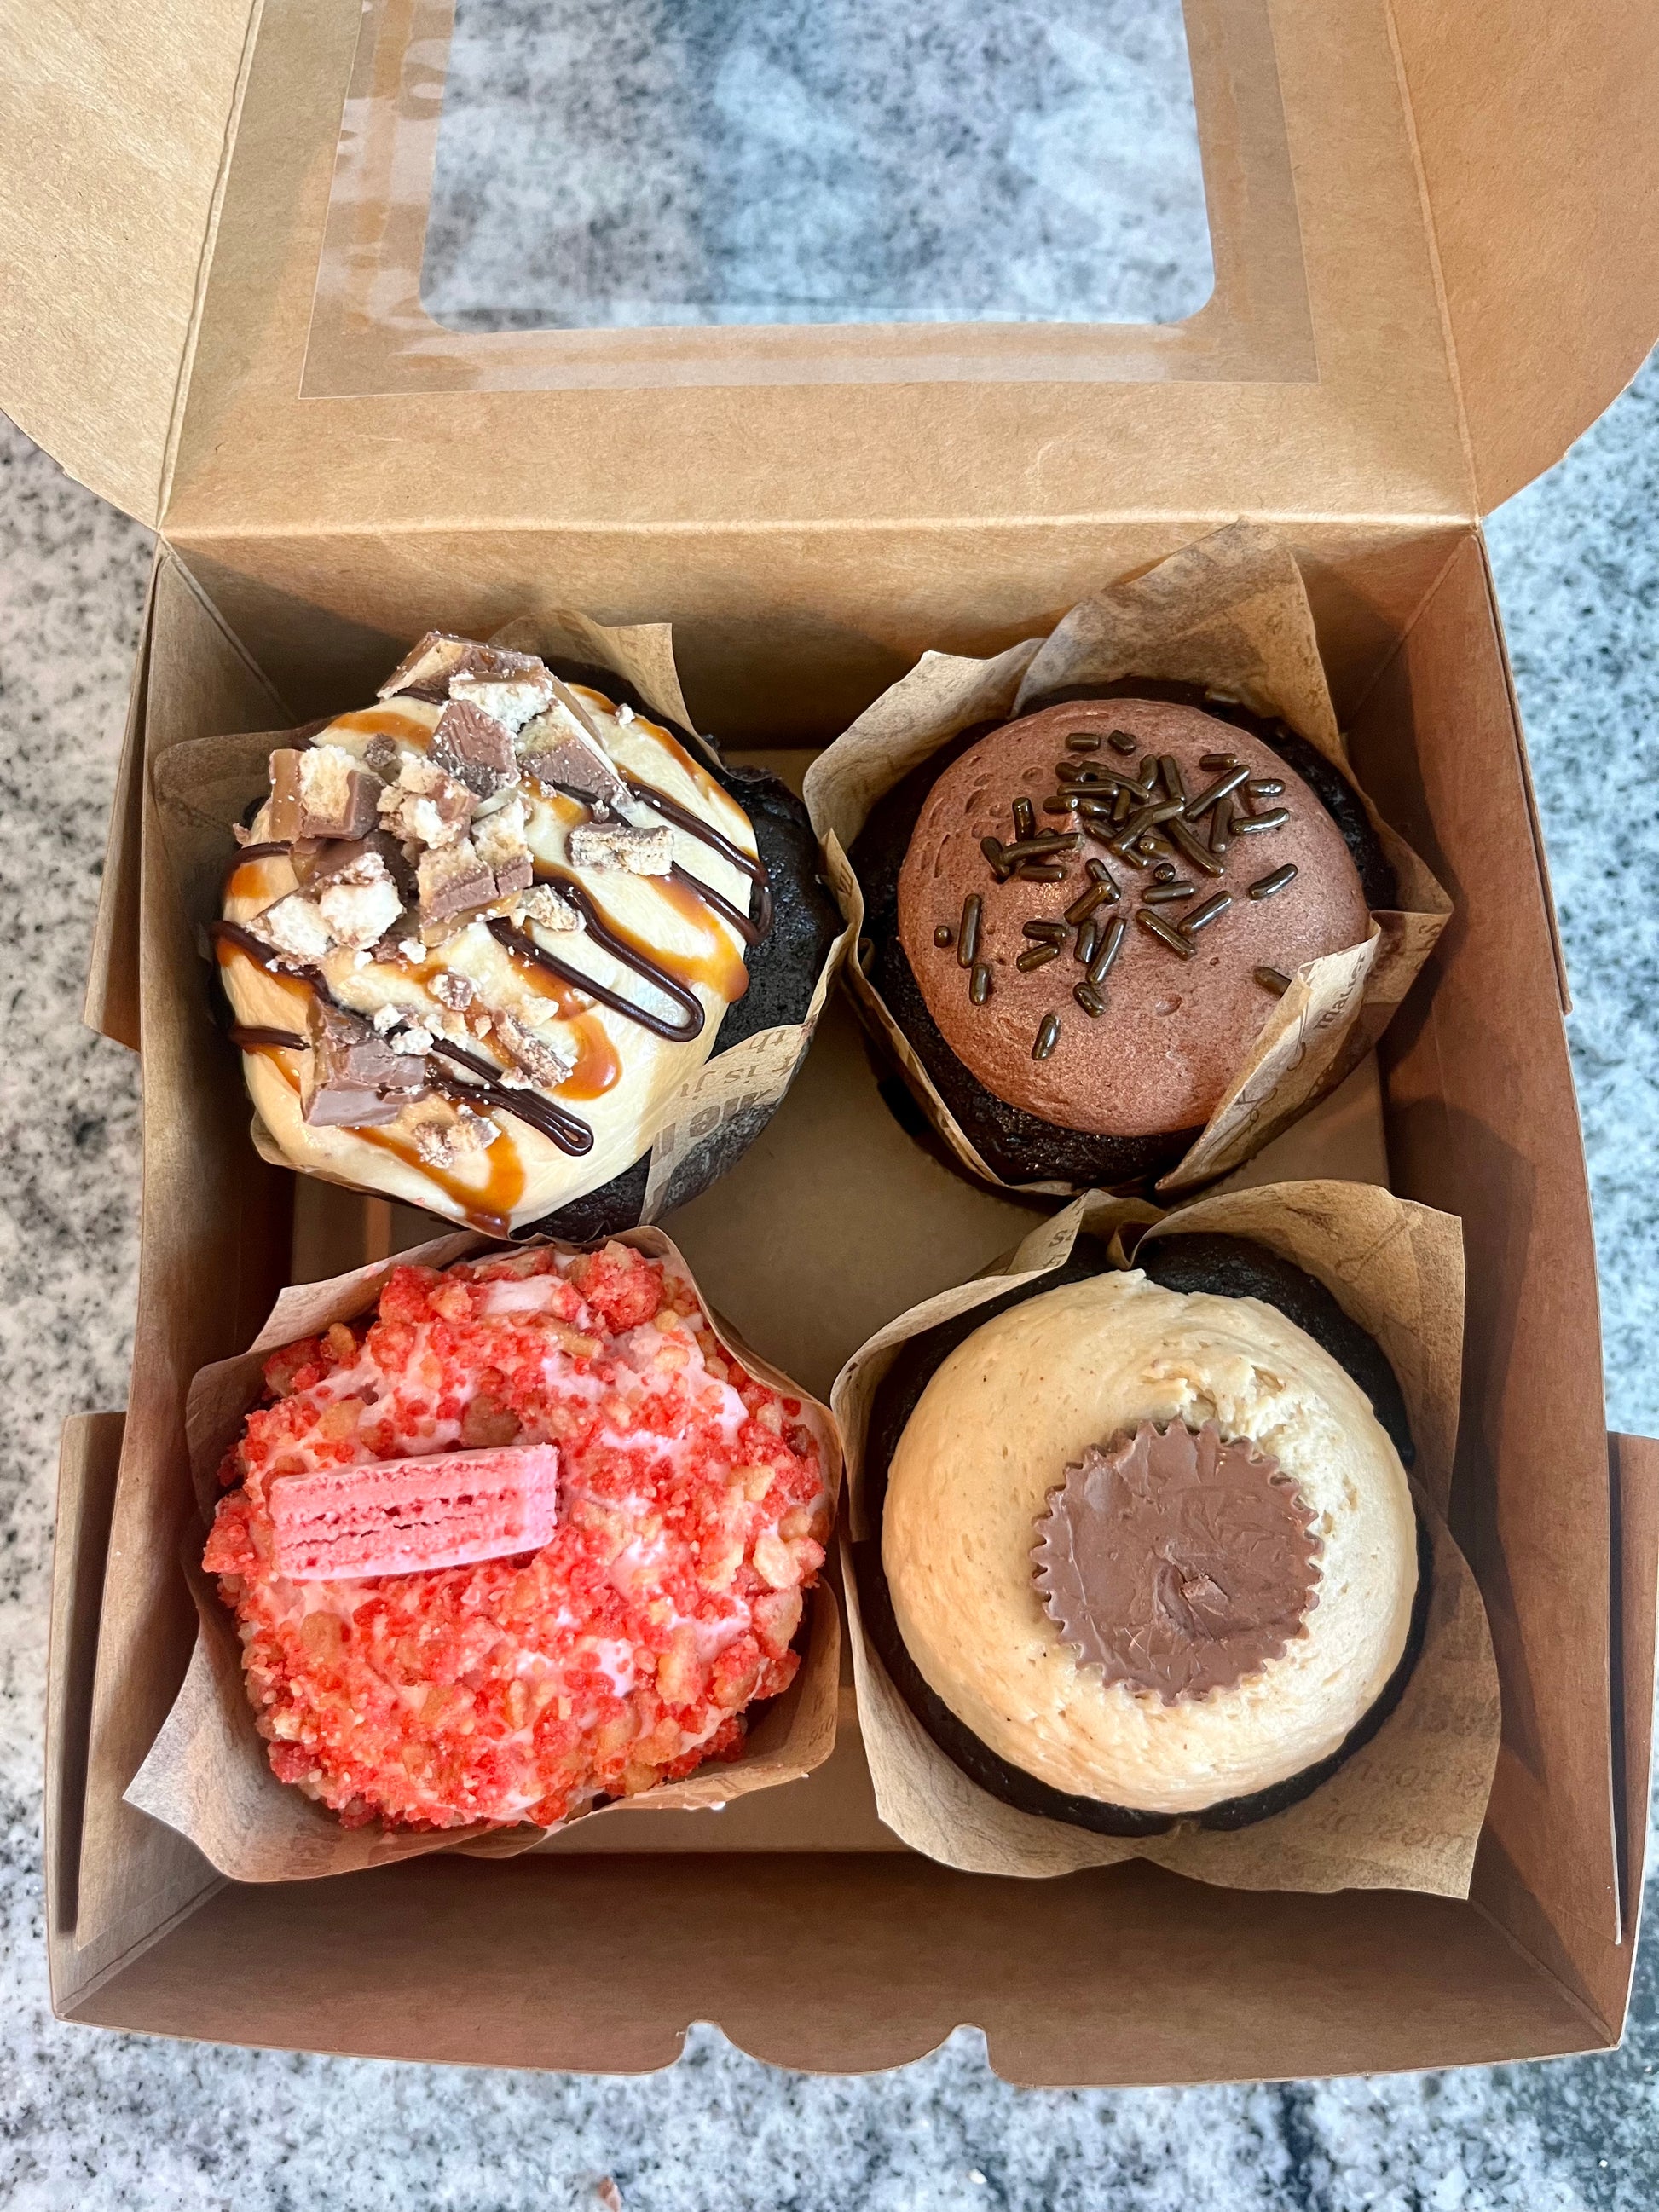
[850,682,1394,1192]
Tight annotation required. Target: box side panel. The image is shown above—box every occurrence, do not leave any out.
[1351,533,1618,1949]
[67,1852,1600,2082]
[167,521,1468,747]
[0,0,257,522]
[83,559,159,1048]
[1390,0,1659,511]
[74,561,294,1955]
[48,1413,223,2014]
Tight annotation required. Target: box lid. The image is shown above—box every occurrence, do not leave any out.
[3,1,1656,537]
[0,0,258,528]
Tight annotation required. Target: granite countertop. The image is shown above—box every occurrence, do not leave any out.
[3,11,1658,2195]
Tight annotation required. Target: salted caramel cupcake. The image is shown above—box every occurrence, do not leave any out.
[215,635,838,1235]
[855,1234,1425,1832]
[853,687,1393,1187]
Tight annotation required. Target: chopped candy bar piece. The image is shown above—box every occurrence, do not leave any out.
[269,745,383,841]
[408,1100,494,1166]
[449,665,558,732]
[494,1011,579,1088]
[302,998,429,1128]
[269,1442,560,1580]
[569,823,674,876]
[250,892,334,962]
[517,704,627,806]
[377,631,479,702]
[431,699,517,798]
[428,969,476,1012]
[473,794,534,897]
[518,883,583,933]
[379,754,476,850]
[417,836,498,925]
[316,852,403,950]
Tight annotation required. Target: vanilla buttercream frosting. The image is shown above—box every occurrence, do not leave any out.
[216,641,768,1231]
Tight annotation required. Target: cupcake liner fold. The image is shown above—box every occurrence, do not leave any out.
[803,523,1450,1197]
[149,605,851,1234]
[127,1225,843,1883]
[834,1178,1500,1894]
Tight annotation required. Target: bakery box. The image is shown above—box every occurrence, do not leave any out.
[13,0,1659,2081]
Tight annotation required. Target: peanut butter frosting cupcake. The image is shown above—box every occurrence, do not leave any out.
[855,1233,1427,1832]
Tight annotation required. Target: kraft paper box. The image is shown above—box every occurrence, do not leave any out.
[15,0,1659,2085]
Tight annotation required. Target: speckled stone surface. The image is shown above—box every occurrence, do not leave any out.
[3,157,1658,2212]
[423,0,1213,328]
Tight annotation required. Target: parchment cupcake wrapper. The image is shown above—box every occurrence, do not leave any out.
[149,606,853,1233]
[833,1177,1500,1894]
[803,523,1451,1198]
[126,1224,843,1883]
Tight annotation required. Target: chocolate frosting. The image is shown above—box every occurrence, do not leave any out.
[1032,1419,1321,1702]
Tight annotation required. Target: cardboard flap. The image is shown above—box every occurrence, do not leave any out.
[0,0,258,523]
[1391,0,1659,511]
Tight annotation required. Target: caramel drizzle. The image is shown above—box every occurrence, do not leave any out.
[488,898,707,1044]
[209,921,596,1158]
[228,1024,306,1052]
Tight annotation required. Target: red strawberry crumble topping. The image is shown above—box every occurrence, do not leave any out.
[204,1241,830,1830]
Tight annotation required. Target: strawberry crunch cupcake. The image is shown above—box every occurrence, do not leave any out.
[203,1240,830,1830]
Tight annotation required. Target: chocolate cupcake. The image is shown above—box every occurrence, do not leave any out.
[854,1233,1427,1834]
[215,633,840,1236]
[853,686,1394,1188]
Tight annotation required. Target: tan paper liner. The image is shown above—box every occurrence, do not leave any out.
[802,523,1451,1198]
[149,608,853,1231]
[126,1224,844,1882]
[835,1177,1500,1894]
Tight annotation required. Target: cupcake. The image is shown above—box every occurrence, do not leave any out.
[215,633,840,1236]
[854,1232,1426,1832]
[852,684,1396,1188]
[202,1239,832,1831]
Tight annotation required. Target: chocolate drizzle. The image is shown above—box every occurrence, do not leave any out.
[427,1038,593,1155]
[211,918,597,1156]
[626,772,774,939]
[488,907,706,1043]
[1032,1419,1321,1703]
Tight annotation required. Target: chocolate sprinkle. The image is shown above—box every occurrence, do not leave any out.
[970,962,992,1005]
[1073,981,1107,1018]
[1075,920,1101,967]
[957,893,981,967]
[1136,910,1197,959]
[1084,857,1119,890]
[1107,731,1138,755]
[1065,881,1114,926]
[1199,751,1238,770]
[1015,943,1061,973]
[1255,964,1292,996]
[1184,765,1251,820]
[1142,881,1196,904]
[1016,863,1067,882]
[1032,1013,1061,1059]
[1066,733,1102,752]
[1089,914,1128,983]
[1248,778,1286,799]
[1012,797,1037,841]
[1248,863,1299,899]
[1181,891,1233,935]
[934,924,955,947]
[1234,806,1291,835]
[1023,920,1068,943]
[1164,815,1226,880]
